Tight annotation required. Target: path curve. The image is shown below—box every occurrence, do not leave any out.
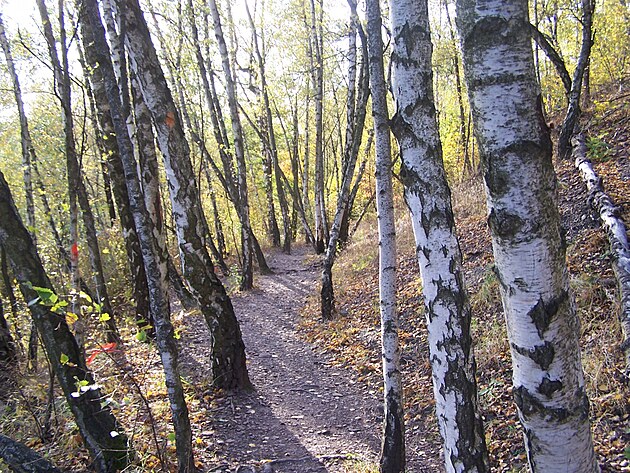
[180,246,434,472]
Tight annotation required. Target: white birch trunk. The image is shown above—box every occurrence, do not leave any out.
[388,0,488,470]
[365,0,405,470]
[456,1,599,471]
[572,133,630,375]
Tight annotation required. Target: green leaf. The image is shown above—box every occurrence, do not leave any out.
[79,291,92,303]
[31,286,58,306]
[624,446,630,460]
[99,312,111,322]
[51,300,68,314]
[173,329,181,340]
[167,432,176,442]
[136,330,147,342]
[60,353,69,365]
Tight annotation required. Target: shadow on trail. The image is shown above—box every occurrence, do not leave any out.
[179,246,381,472]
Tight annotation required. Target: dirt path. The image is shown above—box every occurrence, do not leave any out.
[180,246,435,473]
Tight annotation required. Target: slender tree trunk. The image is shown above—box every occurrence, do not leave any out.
[389,0,489,470]
[76,1,195,468]
[207,0,259,288]
[456,1,599,471]
[0,172,131,473]
[310,0,328,254]
[121,0,251,390]
[365,1,405,471]
[558,0,595,158]
[79,34,153,337]
[260,116,282,247]
[245,1,292,253]
[0,14,37,247]
[37,0,119,344]
[321,0,369,320]
[572,133,630,375]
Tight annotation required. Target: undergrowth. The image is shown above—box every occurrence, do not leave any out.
[300,121,630,471]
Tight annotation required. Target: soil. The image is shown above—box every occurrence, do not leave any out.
[181,247,436,473]
[179,246,439,473]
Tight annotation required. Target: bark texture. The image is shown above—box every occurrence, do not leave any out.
[76,0,195,468]
[80,31,152,336]
[0,172,131,472]
[572,133,630,376]
[365,0,405,470]
[0,434,63,473]
[456,1,599,471]
[120,0,251,390]
[388,0,488,471]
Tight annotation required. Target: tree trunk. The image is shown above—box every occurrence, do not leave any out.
[245,1,292,253]
[207,0,260,288]
[365,1,405,471]
[321,0,369,320]
[76,0,195,468]
[0,434,63,473]
[0,172,131,473]
[456,1,599,471]
[260,117,282,247]
[310,0,328,254]
[572,133,630,376]
[558,0,595,158]
[389,0,489,470]
[79,32,152,337]
[37,0,119,345]
[0,14,37,247]
[121,0,251,390]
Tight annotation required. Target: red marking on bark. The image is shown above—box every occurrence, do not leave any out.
[165,111,176,129]
[71,243,79,260]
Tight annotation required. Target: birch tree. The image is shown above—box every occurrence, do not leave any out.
[120,0,251,390]
[321,0,369,320]
[456,1,599,471]
[365,0,405,470]
[36,0,119,344]
[76,0,196,466]
[388,0,489,470]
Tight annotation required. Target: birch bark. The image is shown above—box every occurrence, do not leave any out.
[365,0,405,470]
[388,0,489,471]
[75,0,195,467]
[120,0,251,390]
[456,1,599,471]
[207,0,258,288]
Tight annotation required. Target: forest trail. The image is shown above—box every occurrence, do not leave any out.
[179,245,435,473]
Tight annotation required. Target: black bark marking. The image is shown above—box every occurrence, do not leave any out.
[527,291,568,337]
[538,376,563,398]
[380,390,405,473]
[488,208,525,239]
[511,341,555,370]
[514,385,569,422]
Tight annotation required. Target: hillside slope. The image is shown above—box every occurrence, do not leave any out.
[300,92,630,472]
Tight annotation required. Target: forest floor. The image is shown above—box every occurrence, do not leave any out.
[179,246,439,472]
[2,93,629,473]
